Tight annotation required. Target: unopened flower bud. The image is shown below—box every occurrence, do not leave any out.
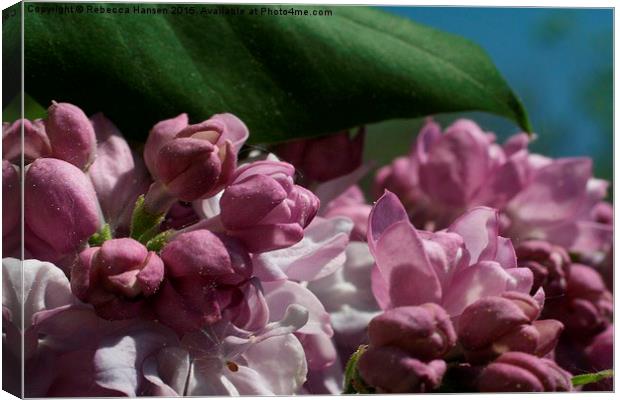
[542,264,612,341]
[274,128,364,183]
[71,238,164,320]
[478,352,572,392]
[357,347,446,393]
[147,113,248,201]
[458,292,562,364]
[220,160,320,252]
[515,240,570,297]
[368,304,456,361]
[45,102,96,169]
[3,119,51,163]
[156,229,252,334]
[583,325,612,391]
[24,158,100,263]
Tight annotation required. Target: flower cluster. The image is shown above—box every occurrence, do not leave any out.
[2,106,612,395]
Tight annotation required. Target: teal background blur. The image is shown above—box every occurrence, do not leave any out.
[364,7,613,190]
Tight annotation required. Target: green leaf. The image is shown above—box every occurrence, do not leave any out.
[343,345,374,394]
[571,370,613,386]
[146,229,174,252]
[130,195,165,243]
[17,3,530,143]
[88,223,112,247]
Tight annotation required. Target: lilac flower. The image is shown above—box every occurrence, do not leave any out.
[71,238,165,320]
[368,191,534,321]
[45,102,97,169]
[542,263,612,340]
[374,119,524,229]
[142,305,310,395]
[263,280,336,371]
[373,119,612,256]
[24,158,101,265]
[458,291,563,364]
[274,127,365,183]
[144,113,248,202]
[251,215,352,281]
[3,103,99,169]
[2,119,51,163]
[583,325,612,391]
[478,352,573,392]
[155,229,253,334]
[219,160,320,252]
[515,239,571,297]
[368,304,456,361]
[87,113,151,235]
[307,241,380,360]
[322,185,372,241]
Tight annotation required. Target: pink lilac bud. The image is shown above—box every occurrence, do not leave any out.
[458,292,563,364]
[45,102,96,169]
[592,201,612,225]
[147,113,249,201]
[274,128,364,183]
[155,229,252,334]
[357,346,446,393]
[2,161,20,256]
[71,238,164,320]
[368,304,456,361]
[583,325,612,391]
[3,119,51,163]
[220,160,320,253]
[515,240,571,297]
[478,352,572,392]
[542,264,612,341]
[24,158,101,263]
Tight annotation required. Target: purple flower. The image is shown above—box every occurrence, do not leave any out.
[144,113,248,201]
[155,229,253,334]
[478,352,572,392]
[357,346,447,393]
[71,238,165,320]
[24,158,101,264]
[374,119,528,229]
[458,291,563,364]
[220,160,320,253]
[274,128,365,183]
[504,158,612,255]
[515,240,571,297]
[368,191,533,321]
[372,119,612,256]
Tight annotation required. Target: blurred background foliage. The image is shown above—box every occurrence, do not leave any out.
[362,7,612,195]
[6,7,612,194]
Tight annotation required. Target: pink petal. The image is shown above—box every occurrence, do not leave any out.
[448,207,499,264]
[367,190,410,253]
[507,158,592,225]
[374,221,442,307]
